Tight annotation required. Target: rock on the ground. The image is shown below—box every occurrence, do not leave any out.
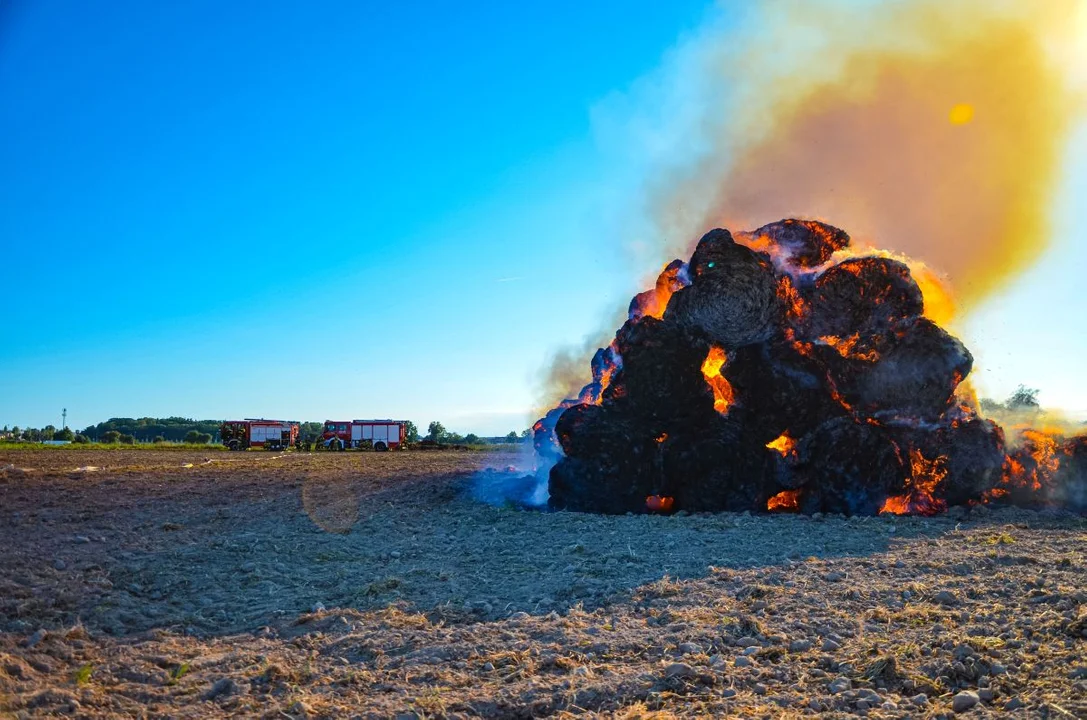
[952,691,980,713]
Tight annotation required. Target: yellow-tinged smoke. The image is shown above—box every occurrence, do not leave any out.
[653,0,1085,311]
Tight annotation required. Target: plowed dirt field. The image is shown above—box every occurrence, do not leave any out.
[1,448,1084,718]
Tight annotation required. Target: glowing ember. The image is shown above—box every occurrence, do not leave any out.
[880,449,948,516]
[767,489,801,512]
[819,333,879,362]
[700,346,733,414]
[646,495,674,512]
[777,276,808,323]
[766,432,796,457]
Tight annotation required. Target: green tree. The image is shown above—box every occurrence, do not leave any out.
[153,435,166,443]
[196,433,212,444]
[119,434,136,445]
[101,430,121,444]
[299,422,324,443]
[73,434,89,444]
[519,428,532,440]
[427,421,445,443]
[506,431,518,443]
[464,433,480,445]
[42,425,56,441]
[54,427,74,441]
[404,421,419,443]
[184,430,202,443]
[1007,385,1040,410]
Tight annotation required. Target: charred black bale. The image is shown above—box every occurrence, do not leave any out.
[939,418,1006,506]
[819,317,972,423]
[1053,436,1087,513]
[791,417,908,516]
[801,257,924,340]
[662,417,771,513]
[603,316,715,432]
[548,403,660,514]
[724,340,850,445]
[664,229,783,349]
[743,218,851,269]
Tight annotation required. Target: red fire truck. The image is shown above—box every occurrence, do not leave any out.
[220,419,299,451]
[320,419,408,451]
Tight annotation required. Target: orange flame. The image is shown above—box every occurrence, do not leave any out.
[880,449,948,515]
[700,346,733,414]
[595,365,617,406]
[646,495,674,512]
[1004,429,1061,492]
[766,432,797,457]
[777,276,808,323]
[767,489,801,512]
[629,261,688,321]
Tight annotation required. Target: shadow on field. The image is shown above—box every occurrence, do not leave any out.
[19,466,1082,639]
[1,448,1080,640]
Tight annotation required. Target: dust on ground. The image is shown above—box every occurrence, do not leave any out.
[0,448,1084,718]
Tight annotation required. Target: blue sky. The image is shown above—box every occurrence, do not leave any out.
[1,1,1084,435]
[0,0,712,434]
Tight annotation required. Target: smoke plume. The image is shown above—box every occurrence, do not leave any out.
[651,0,1084,309]
[536,0,1085,413]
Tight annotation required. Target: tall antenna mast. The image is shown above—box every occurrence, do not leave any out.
[62,408,67,429]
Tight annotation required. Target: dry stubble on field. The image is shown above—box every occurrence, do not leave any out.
[0,448,1085,718]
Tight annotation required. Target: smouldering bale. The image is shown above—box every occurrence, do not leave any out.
[801,257,924,339]
[662,418,771,513]
[604,317,716,430]
[791,417,908,516]
[999,429,1064,508]
[548,413,662,515]
[818,317,972,423]
[724,340,850,445]
[1052,436,1087,513]
[663,229,782,349]
[742,218,851,270]
[938,418,1006,506]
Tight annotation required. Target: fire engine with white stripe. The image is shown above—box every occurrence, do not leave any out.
[320,419,408,451]
[220,419,299,451]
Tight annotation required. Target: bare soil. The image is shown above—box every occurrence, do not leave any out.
[0,448,1084,718]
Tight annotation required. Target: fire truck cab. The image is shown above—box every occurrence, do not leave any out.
[320,419,407,451]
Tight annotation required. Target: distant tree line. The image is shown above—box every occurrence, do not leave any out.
[979,385,1041,414]
[3,416,538,447]
[423,421,531,446]
[1,425,76,442]
[80,417,223,443]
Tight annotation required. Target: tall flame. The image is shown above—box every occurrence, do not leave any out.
[700,346,733,414]
[880,449,949,516]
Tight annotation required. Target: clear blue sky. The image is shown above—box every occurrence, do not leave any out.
[0,0,713,434]
[2,1,1084,436]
